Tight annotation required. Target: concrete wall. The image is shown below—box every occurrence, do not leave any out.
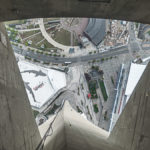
[109,62,150,150]
[63,102,115,150]
[40,101,121,150]
[0,0,150,24]
[40,62,150,150]
[39,112,66,150]
[0,23,41,150]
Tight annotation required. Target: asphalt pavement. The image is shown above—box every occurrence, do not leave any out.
[13,45,129,64]
[128,22,141,52]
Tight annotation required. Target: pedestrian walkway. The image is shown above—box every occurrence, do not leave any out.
[39,18,79,52]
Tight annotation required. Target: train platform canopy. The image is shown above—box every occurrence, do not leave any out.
[84,18,106,46]
[18,61,66,109]
[125,63,146,102]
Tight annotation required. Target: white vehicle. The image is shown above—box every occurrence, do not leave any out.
[64,62,72,64]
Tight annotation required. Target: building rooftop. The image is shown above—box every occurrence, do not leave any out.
[18,61,66,109]
[84,18,106,46]
[125,63,146,102]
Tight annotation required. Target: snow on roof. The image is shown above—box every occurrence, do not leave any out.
[18,61,66,109]
[125,63,146,102]
[48,69,66,92]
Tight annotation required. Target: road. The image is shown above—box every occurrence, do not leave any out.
[128,22,142,52]
[13,45,128,64]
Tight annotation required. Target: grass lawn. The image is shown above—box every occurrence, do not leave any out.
[46,104,60,116]
[23,33,43,47]
[23,33,55,51]
[40,40,55,49]
[53,28,71,45]
[147,30,150,36]
[135,22,139,28]
[88,80,98,99]
[5,20,26,25]
[72,33,78,46]
[99,79,108,101]
[93,104,99,113]
[87,106,92,120]
[33,110,39,118]
[21,30,40,39]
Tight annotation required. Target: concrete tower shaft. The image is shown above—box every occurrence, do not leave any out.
[0,23,41,150]
[39,62,150,150]
[0,0,150,149]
